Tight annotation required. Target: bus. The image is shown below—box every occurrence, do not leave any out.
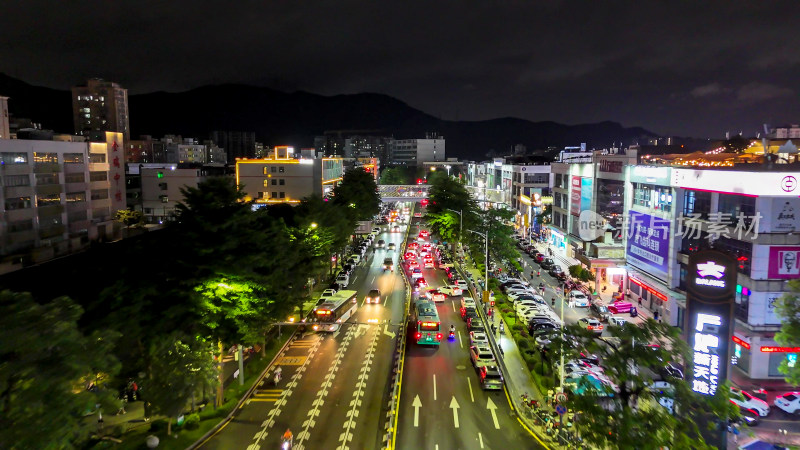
[313,290,358,332]
[411,300,442,345]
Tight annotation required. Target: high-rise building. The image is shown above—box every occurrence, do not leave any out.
[210,130,256,161]
[71,79,130,142]
[391,133,445,165]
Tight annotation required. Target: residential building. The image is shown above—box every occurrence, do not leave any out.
[210,130,256,161]
[0,132,125,273]
[770,124,800,140]
[72,79,130,142]
[236,146,343,205]
[316,131,393,162]
[391,133,445,165]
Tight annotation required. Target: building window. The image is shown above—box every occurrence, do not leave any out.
[3,175,30,187]
[633,183,653,208]
[89,153,106,163]
[33,152,58,164]
[718,194,756,226]
[263,167,268,175]
[5,197,31,210]
[158,183,168,190]
[271,192,277,199]
[271,179,277,185]
[678,263,688,290]
[263,179,269,187]
[63,153,85,163]
[8,219,33,232]
[0,152,28,164]
[279,166,285,173]
[159,195,169,203]
[279,192,285,198]
[66,192,86,203]
[714,236,752,275]
[35,173,59,185]
[37,193,61,207]
[279,179,285,185]
[90,171,108,182]
[683,190,711,220]
[91,189,109,200]
[271,166,277,173]
[65,173,85,183]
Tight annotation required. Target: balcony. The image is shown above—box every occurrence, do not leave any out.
[4,208,35,222]
[35,184,63,196]
[3,185,33,198]
[0,164,32,176]
[5,229,36,244]
[90,180,110,190]
[39,225,66,239]
[66,201,88,212]
[37,204,64,218]
[65,182,88,192]
[33,163,61,174]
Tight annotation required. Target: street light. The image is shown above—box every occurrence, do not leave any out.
[310,222,318,229]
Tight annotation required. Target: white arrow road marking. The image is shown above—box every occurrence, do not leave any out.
[467,377,474,402]
[433,374,437,401]
[450,396,460,429]
[486,397,500,429]
[412,395,422,427]
[383,323,396,339]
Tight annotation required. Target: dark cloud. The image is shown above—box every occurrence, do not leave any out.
[1,0,799,137]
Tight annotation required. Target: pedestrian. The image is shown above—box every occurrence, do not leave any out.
[547,389,554,407]
[491,324,497,334]
[131,380,138,401]
[654,309,659,322]
[638,297,643,307]
[551,297,556,307]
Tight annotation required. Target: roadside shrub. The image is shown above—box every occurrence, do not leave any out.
[149,419,168,432]
[112,424,125,438]
[517,337,532,351]
[184,413,201,430]
[511,323,524,333]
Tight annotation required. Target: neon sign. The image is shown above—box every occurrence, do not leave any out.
[695,261,727,288]
[760,346,800,353]
[691,313,722,395]
[732,335,750,350]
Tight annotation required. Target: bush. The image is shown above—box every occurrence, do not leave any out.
[184,413,201,430]
[149,419,168,432]
[517,337,532,351]
[511,323,524,333]
[112,424,125,438]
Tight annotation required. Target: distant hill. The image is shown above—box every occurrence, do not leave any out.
[0,73,659,160]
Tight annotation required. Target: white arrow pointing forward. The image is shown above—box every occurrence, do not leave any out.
[412,395,422,427]
[449,396,460,429]
[486,397,500,429]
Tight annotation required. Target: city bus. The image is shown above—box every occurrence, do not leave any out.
[411,300,442,345]
[313,290,358,332]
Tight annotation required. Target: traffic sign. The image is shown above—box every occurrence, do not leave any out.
[555,392,568,403]
[555,404,567,415]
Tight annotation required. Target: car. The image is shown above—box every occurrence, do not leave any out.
[392,225,401,232]
[478,365,504,390]
[414,277,428,289]
[383,258,394,271]
[426,289,447,303]
[463,308,479,323]
[549,265,565,278]
[407,260,420,270]
[469,345,496,367]
[388,243,396,251]
[589,302,611,322]
[540,258,555,270]
[336,272,350,287]
[404,252,417,261]
[534,253,545,263]
[350,254,361,264]
[507,290,538,302]
[376,239,385,248]
[461,297,477,310]
[579,317,604,334]
[372,227,381,234]
[411,268,423,279]
[774,392,800,415]
[569,291,590,307]
[342,263,354,274]
[506,285,535,296]
[439,285,463,296]
[469,331,489,346]
[729,387,770,417]
[365,289,382,304]
[608,316,627,327]
[455,280,469,290]
[407,242,419,250]
[419,230,430,239]
[423,258,435,269]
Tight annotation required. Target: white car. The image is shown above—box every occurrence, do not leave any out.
[730,387,770,416]
[455,280,469,290]
[609,316,627,327]
[569,291,590,307]
[372,227,381,234]
[336,273,350,287]
[515,300,541,311]
[507,290,538,302]
[774,392,800,414]
[439,285,463,296]
[411,268,423,279]
[469,331,489,346]
[349,254,361,265]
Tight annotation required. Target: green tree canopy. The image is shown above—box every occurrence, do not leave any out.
[379,166,412,185]
[114,209,144,228]
[425,173,480,243]
[333,167,380,221]
[0,291,120,449]
[775,279,800,384]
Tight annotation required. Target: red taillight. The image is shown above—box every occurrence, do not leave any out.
[490,301,495,306]
[598,325,604,330]
[415,332,422,340]
[436,333,443,341]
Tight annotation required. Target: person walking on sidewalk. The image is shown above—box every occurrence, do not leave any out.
[654,309,660,322]
[638,296,643,307]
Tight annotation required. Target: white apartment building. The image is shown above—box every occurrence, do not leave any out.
[0,132,126,273]
[391,134,445,165]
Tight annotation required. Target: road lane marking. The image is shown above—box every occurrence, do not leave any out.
[478,432,484,448]
[451,301,456,312]
[275,356,306,365]
[339,327,379,448]
[457,330,463,349]
[383,322,396,339]
[449,396,460,428]
[433,374,437,401]
[412,395,422,427]
[467,377,474,402]
[486,397,500,429]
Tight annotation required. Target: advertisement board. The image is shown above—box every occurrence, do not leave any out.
[625,210,671,279]
[686,250,737,397]
[570,176,582,216]
[580,177,593,212]
[771,198,800,232]
[767,246,800,279]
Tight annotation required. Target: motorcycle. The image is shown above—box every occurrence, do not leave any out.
[280,436,292,450]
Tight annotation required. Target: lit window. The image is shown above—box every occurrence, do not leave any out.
[263,179,269,187]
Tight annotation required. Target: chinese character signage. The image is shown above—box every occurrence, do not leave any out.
[687,250,737,396]
[767,246,800,279]
[625,210,671,279]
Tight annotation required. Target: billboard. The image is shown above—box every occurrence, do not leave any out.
[570,176,582,216]
[672,169,799,197]
[767,246,800,279]
[625,210,671,279]
[580,177,593,212]
[686,250,737,396]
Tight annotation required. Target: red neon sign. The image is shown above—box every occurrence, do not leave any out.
[760,346,800,353]
[732,336,750,350]
[629,278,668,302]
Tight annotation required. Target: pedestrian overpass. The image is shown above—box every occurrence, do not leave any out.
[378,185,430,202]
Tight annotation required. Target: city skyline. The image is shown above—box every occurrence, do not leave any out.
[1,1,798,138]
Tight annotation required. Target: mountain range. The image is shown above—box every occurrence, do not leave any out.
[0,73,658,160]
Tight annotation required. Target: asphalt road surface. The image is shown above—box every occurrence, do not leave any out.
[394,219,543,450]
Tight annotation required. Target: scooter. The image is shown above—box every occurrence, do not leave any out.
[280,436,293,450]
[448,326,456,340]
[499,323,505,334]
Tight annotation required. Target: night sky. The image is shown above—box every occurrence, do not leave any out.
[2,1,798,138]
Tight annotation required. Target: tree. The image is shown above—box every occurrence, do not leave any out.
[553,319,736,449]
[114,209,144,229]
[480,207,520,264]
[723,135,751,154]
[333,167,380,222]
[425,173,480,246]
[379,167,411,185]
[0,291,120,449]
[775,279,800,384]
[146,333,218,435]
